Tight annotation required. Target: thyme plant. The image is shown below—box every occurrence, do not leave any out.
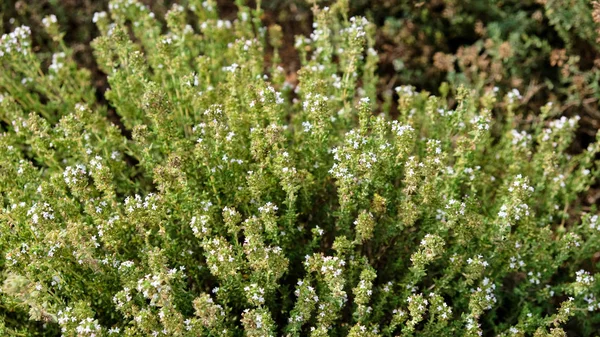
[0,0,599,336]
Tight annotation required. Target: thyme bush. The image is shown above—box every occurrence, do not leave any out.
[1,0,599,336]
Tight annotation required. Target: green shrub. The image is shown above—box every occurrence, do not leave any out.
[0,0,599,336]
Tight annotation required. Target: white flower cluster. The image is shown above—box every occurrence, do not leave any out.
[358,151,379,170]
[124,193,158,213]
[463,167,480,181]
[302,121,313,132]
[467,255,490,268]
[301,64,327,77]
[200,19,232,32]
[436,208,448,222]
[119,260,135,270]
[49,52,66,74]
[404,156,420,178]
[508,175,534,193]
[222,206,238,221]
[444,198,466,217]
[63,164,87,185]
[583,293,600,312]
[57,307,77,332]
[258,202,278,214]
[437,108,455,117]
[241,309,272,333]
[473,277,497,310]
[510,129,531,148]
[392,308,405,317]
[293,280,319,307]
[345,129,367,151]
[506,88,522,104]
[425,139,444,164]
[106,0,155,32]
[89,155,105,173]
[497,175,534,226]
[307,16,330,58]
[541,116,580,144]
[281,166,297,178]
[5,250,19,266]
[316,255,345,278]
[357,279,373,297]
[222,63,239,73]
[204,237,238,276]
[331,73,342,89]
[395,85,416,97]
[92,11,107,23]
[293,34,312,49]
[47,242,63,258]
[390,120,414,137]
[497,203,530,221]
[183,318,193,331]
[188,0,216,12]
[108,0,154,19]
[313,225,324,236]
[258,85,284,105]
[136,273,173,306]
[0,26,31,58]
[589,214,599,230]
[220,153,244,165]
[469,113,490,131]
[418,234,444,259]
[192,121,207,138]
[527,271,542,285]
[57,307,104,336]
[190,215,210,236]
[42,14,58,28]
[113,287,132,309]
[90,198,108,214]
[381,281,393,293]
[407,292,428,313]
[244,283,266,306]
[21,77,32,85]
[552,174,566,188]
[75,317,104,336]
[465,315,482,336]
[508,255,526,270]
[576,269,595,286]
[95,215,119,241]
[107,326,121,335]
[343,16,369,40]
[329,128,385,182]
[428,293,453,319]
[548,115,579,130]
[200,200,213,211]
[27,202,55,225]
[9,116,28,134]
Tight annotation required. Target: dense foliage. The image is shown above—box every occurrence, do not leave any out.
[0,0,599,336]
[6,0,600,126]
